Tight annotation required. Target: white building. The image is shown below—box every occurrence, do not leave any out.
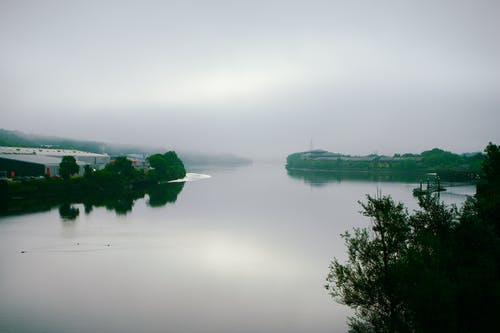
[0,147,110,168]
[0,146,110,177]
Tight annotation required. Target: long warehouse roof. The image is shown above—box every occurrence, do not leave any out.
[0,153,85,166]
[0,146,108,157]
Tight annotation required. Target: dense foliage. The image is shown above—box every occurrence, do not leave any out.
[326,143,499,333]
[1,151,187,216]
[476,143,500,235]
[287,148,483,178]
[59,156,79,180]
[147,151,186,181]
[105,156,138,178]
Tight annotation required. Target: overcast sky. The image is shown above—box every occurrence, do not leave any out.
[1,0,499,159]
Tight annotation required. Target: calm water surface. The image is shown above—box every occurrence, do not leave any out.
[0,163,475,333]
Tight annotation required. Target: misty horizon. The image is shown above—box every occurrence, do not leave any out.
[0,127,488,163]
[1,3,498,330]
[1,0,499,159]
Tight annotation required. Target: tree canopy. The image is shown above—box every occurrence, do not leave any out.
[147,151,186,181]
[105,156,137,178]
[476,142,500,235]
[326,143,500,333]
[59,156,79,180]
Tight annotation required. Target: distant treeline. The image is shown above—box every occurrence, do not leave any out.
[286,148,483,179]
[0,151,186,216]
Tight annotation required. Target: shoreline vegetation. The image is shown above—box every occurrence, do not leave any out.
[286,148,483,181]
[325,142,499,332]
[0,151,186,217]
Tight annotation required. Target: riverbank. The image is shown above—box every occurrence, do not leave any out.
[0,151,189,216]
[286,148,483,181]
[0,175,186,216]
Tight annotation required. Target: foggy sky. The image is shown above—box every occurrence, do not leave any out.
[1,0,499,159]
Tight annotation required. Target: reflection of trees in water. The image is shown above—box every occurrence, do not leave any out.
[84,203,93,214]
[80,191,143,216]
[78,182,185,215]
[104,195,136,215]
[286,169,427,187]
[3,182,186,219]
[147,182,185,207]
[59,203,80,220]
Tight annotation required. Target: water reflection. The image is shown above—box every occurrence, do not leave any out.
[287,169,475,187]
[61,183,184,218]
[0,182,185,219]
[147,182,185,207]
[58,203,80,220]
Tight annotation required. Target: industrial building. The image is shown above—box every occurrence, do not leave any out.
[0,146,110,178]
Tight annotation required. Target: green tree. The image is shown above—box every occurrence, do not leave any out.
[83,164,93,177]
[162,151,186,180]
[147,154,168,178]
[326,193,463,333]
[146,151,186,182]
[326,195,411,333]
[326,143,500,333]
[105,156,136,179]
[420,148,463,170]
[403,194,459,333]
[476,142,500,234]
[59,155,79,180]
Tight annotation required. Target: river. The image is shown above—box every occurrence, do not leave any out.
[0,162,475,333]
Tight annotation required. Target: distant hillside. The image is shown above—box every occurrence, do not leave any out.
[286,148,483,179]
[0,128,160,155]
[0,128,252,168]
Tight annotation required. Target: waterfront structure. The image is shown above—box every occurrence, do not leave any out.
[125,153,149,169]
[0,146,110,177]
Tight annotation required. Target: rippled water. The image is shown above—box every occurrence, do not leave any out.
[0,163,475,333]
